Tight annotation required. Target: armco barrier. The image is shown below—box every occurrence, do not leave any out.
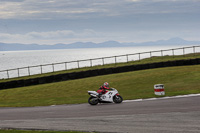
[1,45,200,80]
[0,58,200,90]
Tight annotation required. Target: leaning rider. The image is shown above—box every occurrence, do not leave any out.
[97,82,111,98]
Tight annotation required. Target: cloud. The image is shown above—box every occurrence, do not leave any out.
[0,0,110,19]
[0,0,199,20]
[1,27,200,45]
[27,30,76,39]
[0,0,199,44]
[0,0,24,2]
[27,29,103,39]
[0,29,110,44]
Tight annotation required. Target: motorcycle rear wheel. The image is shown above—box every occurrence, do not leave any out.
[113,95,123,103]
[88,96,99,105]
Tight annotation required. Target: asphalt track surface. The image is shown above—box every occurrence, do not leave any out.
[0,95,200,133]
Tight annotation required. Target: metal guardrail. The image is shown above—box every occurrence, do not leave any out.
[0,45,200,79]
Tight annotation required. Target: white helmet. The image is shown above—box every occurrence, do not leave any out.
[104,82,109,87]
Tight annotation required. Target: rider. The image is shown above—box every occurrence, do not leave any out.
[97,82,111,98]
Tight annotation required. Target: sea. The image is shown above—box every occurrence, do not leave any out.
[0,45,197,79]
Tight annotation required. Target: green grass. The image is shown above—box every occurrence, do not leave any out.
[1,53,200,83]
[0,65,200,107]
[0,129,92,133]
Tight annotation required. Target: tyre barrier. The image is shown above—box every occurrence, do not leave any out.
[0,58,200,90]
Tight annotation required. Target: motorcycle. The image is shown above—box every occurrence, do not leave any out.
[88,88,123,105]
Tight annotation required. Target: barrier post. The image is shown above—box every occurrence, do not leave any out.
[77,61,79,68]
[40,65,43,74]
[28,66,30,76]
[102,58,104,65]
[193,46,196,56]
[18,68,20,77]
[150,51,152,60]
[52,64,54,72]
[7,70,9,79]
[139,53,140,61]
[90,59,92,67]
[65,62,67,70]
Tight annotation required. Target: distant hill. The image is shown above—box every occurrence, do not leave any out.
[0,38,200,51]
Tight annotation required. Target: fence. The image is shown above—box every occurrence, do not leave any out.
[0,45,200,79]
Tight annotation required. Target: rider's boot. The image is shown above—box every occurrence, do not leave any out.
[98,93,102,99]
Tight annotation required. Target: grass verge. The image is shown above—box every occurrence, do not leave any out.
[0,65,200,107]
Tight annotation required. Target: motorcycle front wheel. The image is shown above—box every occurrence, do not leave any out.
[88,96,99,105]
[113,95,123,103]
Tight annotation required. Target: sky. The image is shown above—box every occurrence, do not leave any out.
[0,0,200,45]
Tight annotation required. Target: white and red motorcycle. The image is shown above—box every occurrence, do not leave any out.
[88,88,123,105]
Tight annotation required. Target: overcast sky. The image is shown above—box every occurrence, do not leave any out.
[0,0,200,45]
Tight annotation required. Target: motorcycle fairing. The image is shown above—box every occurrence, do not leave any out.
[100,90,118,102]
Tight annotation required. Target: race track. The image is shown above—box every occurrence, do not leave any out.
[0,95,200,133]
